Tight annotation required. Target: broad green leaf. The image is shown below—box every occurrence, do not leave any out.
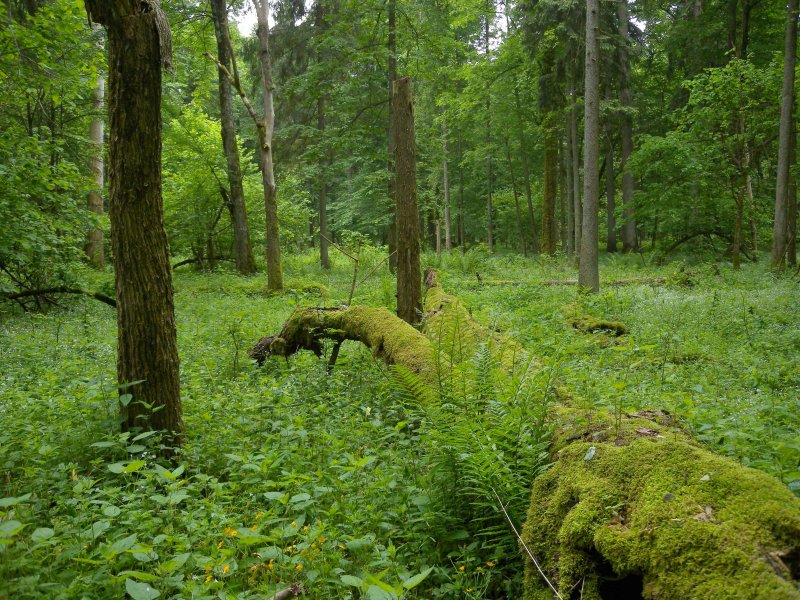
[403,567,433,589]
[31,527,55,543]
[125,578,160,600]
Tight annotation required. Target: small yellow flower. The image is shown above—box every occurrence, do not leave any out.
[217,541,224,549]
[295,563,303,571]
[458,565,465,572]
[250,525,258,532]
[222,564,230,575]
[204,575,213,584]
[486,561,496,567]
[318,536,327,543]
[204,564,212,573]
[224,527,238,537]
[268,559,274,570]
[303,525,309,532]
[255,512,264,520]
[467,588,473,593]
[290,521,297,528]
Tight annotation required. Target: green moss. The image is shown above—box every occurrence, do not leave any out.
[561,303,628,337]
[522,410,800,600]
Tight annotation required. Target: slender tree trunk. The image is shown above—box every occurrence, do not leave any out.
[579,0,600,292]
[393,78,421,325]
[253,0,283,290]
[458,137,466,250]
[84,0,182,445]
[443,120,452,251]
[505,136,527,256]
[733,186,744,269]
[559,139,568,251]
[789,114,797,267]
[618,0,637,252]
[514,87,538,253]
[210,0,255,275]
[542,127,558,255]
[485,11,493,252]
[570,82,582,258]
[85,35,105,269]
[314,1,330,270]
[606,133,617,252]
[387,0,398,272]
[565,119,575,258]
[745,142,757,261]
[772,0,798,270]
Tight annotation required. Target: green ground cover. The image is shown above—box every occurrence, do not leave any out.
[1,250,798,599]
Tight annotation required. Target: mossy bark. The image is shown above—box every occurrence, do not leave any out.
[522,410,800,599]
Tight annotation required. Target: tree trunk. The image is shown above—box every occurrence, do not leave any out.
[514,87,539,254]
[570,83,582,258]
[566,119,575,258]
[484,10,493,253]
[316,1,330,270]
[253,0,283,291]
[789,114,798,267]
[542,127,558,255]
[386,0,397,273]
[579,0,600,292]
[84,0,182,445]
[772,0,798,271]
[559,139,568,252]
[393,78,421,326]
[505,136,527,256]
[85,36,105,269]
[618,0,637,252]
[458,137,466,250]
[443,119,452,252]
[210,0,255,275]
[733,185,744,269]
[606,132,617,253]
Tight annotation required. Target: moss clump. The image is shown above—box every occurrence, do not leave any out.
[522,410,800,600]
[561,303,628,337]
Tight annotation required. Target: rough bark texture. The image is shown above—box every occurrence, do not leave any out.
[579,0,601,292]
[316,1,330,270]
[254,0,283,291]
[542,128,558,255]
[772,0,799,271]
[386,0,397,273]
[393,77,421,326]
[618,0,637,252]
[210,0,255,275]
[85,52,105,269]
[522,409,800,600]
[84,0,182,444]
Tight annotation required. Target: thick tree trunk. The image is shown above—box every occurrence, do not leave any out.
[505,136,527,256]
[606,133,617,253]
[85,0,182,445]
[210,0,255,276]
[772,0,799,271]
[618,0,637,252]
[386,0,398,273]
[579,0,601,292]
[393,78,421,326]
[542,127,558,255]
[253,0,283,291]
[85,43,105,269]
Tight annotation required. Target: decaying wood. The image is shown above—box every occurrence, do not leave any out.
[270,582,304,600]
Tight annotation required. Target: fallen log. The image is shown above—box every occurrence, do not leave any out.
[521,409,800,600]
[248,305,434,377]
[1,287,117,308]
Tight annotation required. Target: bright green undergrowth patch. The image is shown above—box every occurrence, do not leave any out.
[1,249,798,599]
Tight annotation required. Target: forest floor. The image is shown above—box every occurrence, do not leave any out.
[1,249,798,599]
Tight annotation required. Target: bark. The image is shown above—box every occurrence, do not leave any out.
[458,137,466,249]
[772,0,798,271]
[606,133,617,253]
[393,78,421,326]
[514,87,539,253]
[579,0,601,292]
[316,1,330,270]
[84,0,183,445]
[618,0,637,252]
[505,136,527,256]
[542,127,558,255]
[732,184,744,269]
[85,42,105,269]
[254,0,283,291]
[443,119,452,252]
[789,115,798,267]
[570,81,582,258]
[485,10,494,252]
[559,139,568,251]
[210,0,255,275]
[565,118,575,258]
[386,0,397,273]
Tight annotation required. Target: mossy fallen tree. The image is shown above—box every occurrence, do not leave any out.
[522,409,800,600]
[252,273,800,600]
[249,305,434,377]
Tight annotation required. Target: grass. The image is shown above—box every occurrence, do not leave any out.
[1,248,798,599]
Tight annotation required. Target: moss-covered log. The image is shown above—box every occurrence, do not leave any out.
[249,305,433,377]
[522,409,800,600]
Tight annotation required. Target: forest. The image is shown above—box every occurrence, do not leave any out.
[1,0,800,598]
